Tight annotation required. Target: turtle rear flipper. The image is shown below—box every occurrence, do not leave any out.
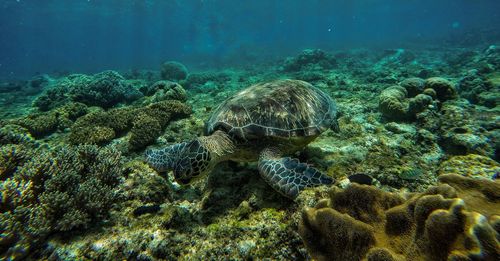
[258,150,334,199]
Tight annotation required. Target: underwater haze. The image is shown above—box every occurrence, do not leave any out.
[1,0,500,79]
[1,0,499,260]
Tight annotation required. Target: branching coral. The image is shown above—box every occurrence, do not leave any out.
[299,174,499,261]
[0,144,123,260]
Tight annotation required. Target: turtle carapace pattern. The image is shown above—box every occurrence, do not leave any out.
[146,79,339,199]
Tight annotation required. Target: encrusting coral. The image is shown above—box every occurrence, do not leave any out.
[439,154,499,180]
[298,174,499,261]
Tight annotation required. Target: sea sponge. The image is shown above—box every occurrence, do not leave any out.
[378,86,409,120]
[425,77,457,101]
[298,174,500,261]
[160,61,188,81]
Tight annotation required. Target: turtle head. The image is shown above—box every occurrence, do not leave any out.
[145,140,213,184]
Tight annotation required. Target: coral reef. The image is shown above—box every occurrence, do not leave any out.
[0,46,499,260]
[33,71,143,110]
[0,144,123,260]
[69,100,191,149]
[299,174,500,261]
[282,49,336,72]
[424,77,457,101]
[160,61,188,81]
[378,77,442,121]
[139,80,187,104]
[8,102,88,137]
[378,85,410,120]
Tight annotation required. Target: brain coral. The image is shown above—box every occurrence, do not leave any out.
[298,174,499,261]
[378,85,410,120]
[160,61,188,81]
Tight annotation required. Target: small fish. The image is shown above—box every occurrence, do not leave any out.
[348,173,374,185]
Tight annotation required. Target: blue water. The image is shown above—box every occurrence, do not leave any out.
[1,0,499,79]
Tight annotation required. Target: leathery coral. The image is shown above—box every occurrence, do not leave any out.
[298,174,499,261]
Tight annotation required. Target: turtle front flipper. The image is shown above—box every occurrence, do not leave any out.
[258,148,334,199]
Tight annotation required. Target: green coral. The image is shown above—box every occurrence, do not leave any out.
[140,80,187,103]
[160,61,188,81]
[400,77,425,97]
[69,100,191,150]
[129,113,162,150]
[424,77,457,101]
[10,102,88,138]
[0,144,123,260]
[33,71,143,111]
[378,85,409,120]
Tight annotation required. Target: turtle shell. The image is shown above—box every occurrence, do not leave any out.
[206,79,338,140]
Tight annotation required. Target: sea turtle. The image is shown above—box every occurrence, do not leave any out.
[145,79,339,199]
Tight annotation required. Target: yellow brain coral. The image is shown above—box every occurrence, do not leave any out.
[298,174,500,261]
